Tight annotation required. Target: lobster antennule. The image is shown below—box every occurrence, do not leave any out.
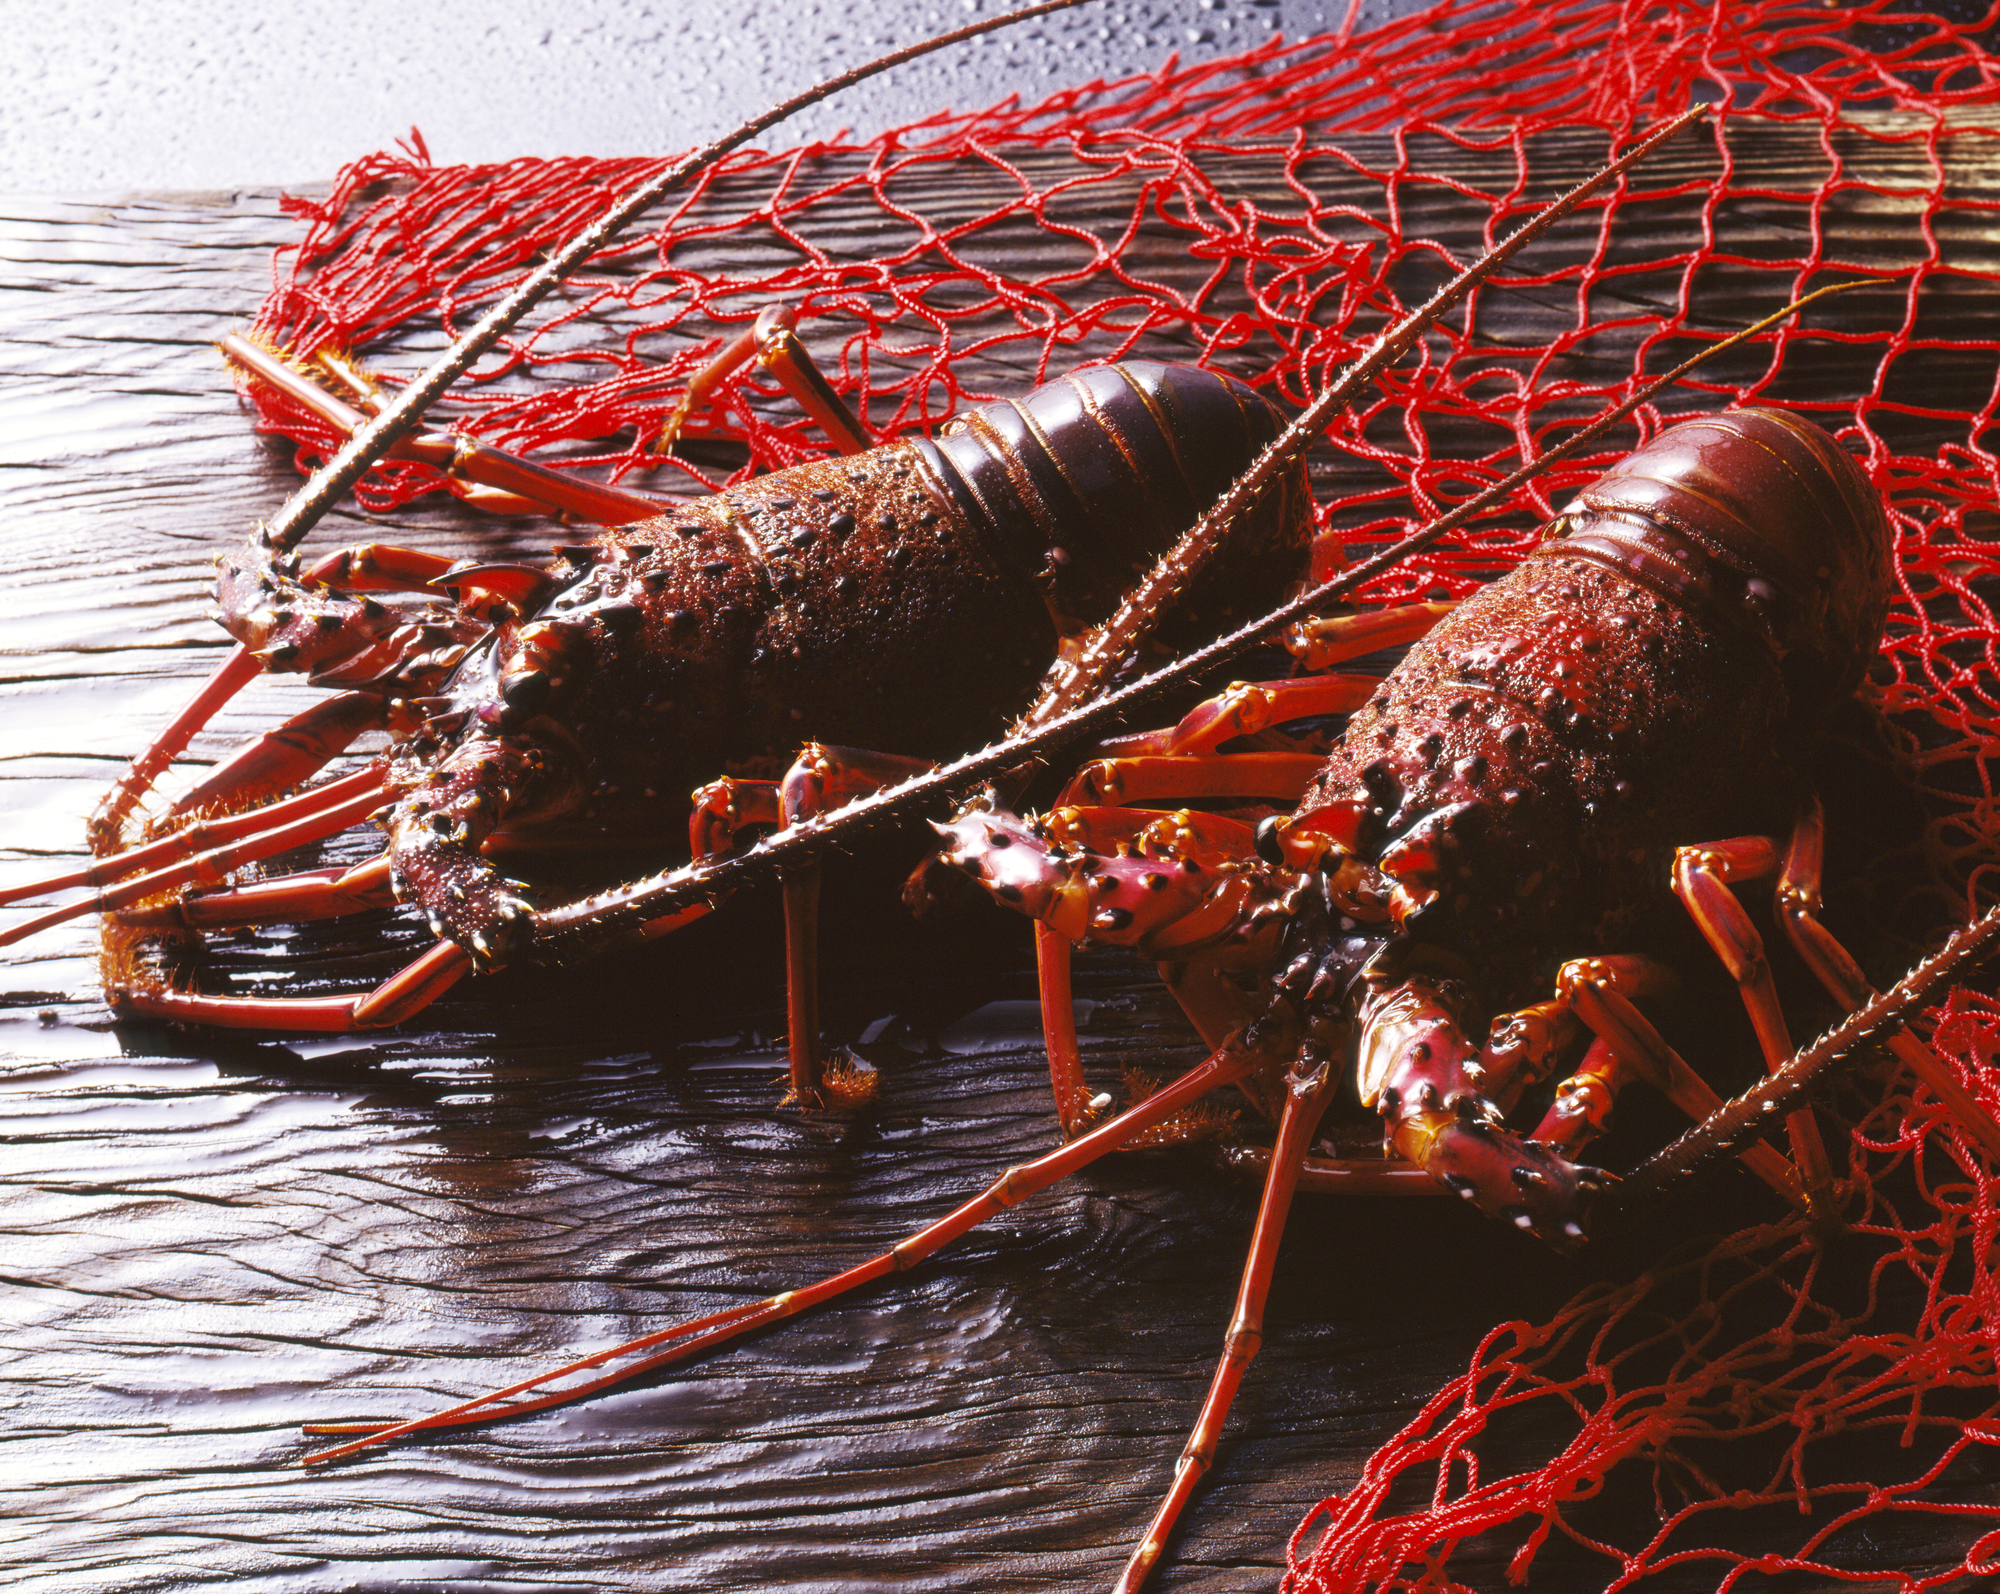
[0,765,390,911]
[0,782,392,952]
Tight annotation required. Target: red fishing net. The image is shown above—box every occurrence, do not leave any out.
[242,0,2000,1587]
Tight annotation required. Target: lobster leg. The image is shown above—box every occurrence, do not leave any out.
[1088,675,1380,763]
[1030,675,1367,1132]
[1037,922,1272,1146]
[691,749,936,1107]
[1,765,387,911]
[118,855,396,930]
[111,767,785,1027]
[296,1027,1285,1464]
[1672,836,1839,1205]
[164,690,388,822]
[1775,797,2000,1164]
[1059,751,1328,809]
[86,529,480,855]
[654,303,871,457]
[1032,755,1313,1141]
[116,938,472,1032]
[1115,1054,1337,1594]
[87,645,264,852]
[1,778,392,951]
[1528,1035,1628,1152]
[1281,600,1457,672]
[224,334,669,525]
[1551,955,1807,1207]
[777,745,936,1107]
[688,776,781,863]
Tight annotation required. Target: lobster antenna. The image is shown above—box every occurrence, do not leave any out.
[255,0,1083,556]
[1598,901,2000,1227]
[536,272,1864,955]
[1023,106,1711,729]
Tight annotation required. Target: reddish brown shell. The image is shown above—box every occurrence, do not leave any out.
[1574,407,1892,712]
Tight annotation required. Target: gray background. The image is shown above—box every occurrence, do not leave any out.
[0,0,1423,197]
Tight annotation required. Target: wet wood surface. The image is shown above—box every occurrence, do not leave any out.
[3,122,1996,1592]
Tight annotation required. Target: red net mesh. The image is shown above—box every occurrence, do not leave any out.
[243,1,2000,1587]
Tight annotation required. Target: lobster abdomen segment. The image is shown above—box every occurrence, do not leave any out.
[927,360,1309,644]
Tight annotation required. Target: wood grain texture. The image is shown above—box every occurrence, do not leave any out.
[2,121,1995,1593]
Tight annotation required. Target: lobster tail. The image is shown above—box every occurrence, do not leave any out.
[1574,407,1893,713]
[920,361,1310,644]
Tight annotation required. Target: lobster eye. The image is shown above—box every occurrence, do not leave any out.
[1254,813,1288,865]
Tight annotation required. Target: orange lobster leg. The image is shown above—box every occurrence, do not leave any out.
[88,644,264,851]
[296,1028,1282,1464]
[1115,1056,1337,1594]
[777,745,936,1107]
[1158,675,1379,757]
[224,335,669,525]
[1528,1035,1628,1153]
[118,938,472,1032]
[1776,797,2000,1165]
[295,541,552,625]
[164,691,388,822]
[690,749,936,1107]
[1,780,390,950]
[301,542,457,592]
[1282,600,1457,672]
[688,776,781,862]
[88,523,514,860]
[1555,955,1806,1209]
[1022,665,1385,1140]
[0,765,387,910]
[654,303,871,457]
[1059,752,1324,808]
[1033,919,1103,1138]
[1220,1144,1443,1195]
[1673,835,1838,1206]
[118,855,396,931]
[1030,740,1307,1139]
[1093,673,1393,761]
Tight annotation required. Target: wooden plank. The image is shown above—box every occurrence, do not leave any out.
[2,118,1996,1593]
